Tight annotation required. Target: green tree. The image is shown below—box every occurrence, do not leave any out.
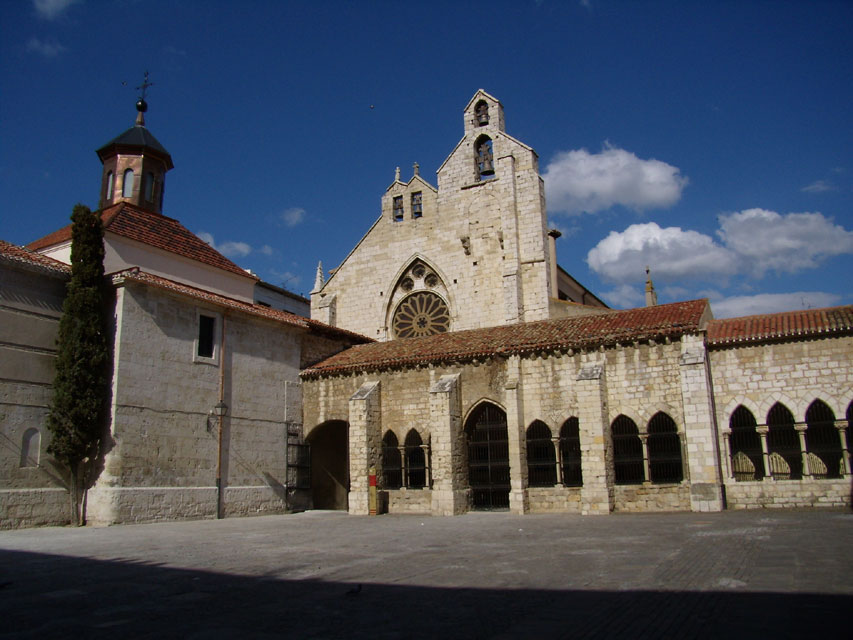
[47,204,109,525]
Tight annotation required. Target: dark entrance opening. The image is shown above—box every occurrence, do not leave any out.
[305,420,349,510]
[466,403,510,509]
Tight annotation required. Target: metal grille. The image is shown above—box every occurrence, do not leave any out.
[287,442,311,490]
[647,413,683,483]
[612,415,644,484]
[729,405,765,480]
[382,432,402,489]
[467,404,510,509]
[559,418,583,487]
[767,403,802,479]
[805,400,842,478]
[526,421,557,487]
[404,430,427,489]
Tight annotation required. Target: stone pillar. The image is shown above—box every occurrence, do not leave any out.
[796,425,811,477]
[552,436,563,484]
[398,445,407,487]
[838,423,851,476]
[421,444,432,487]
[721,429,734,479]
[505,356,528,514]
[429,374,468,515]
[347,381,381,515]
[576,361,614,514]
[757,426,770,479]
[678,336,724,512]
[639,433,651,483]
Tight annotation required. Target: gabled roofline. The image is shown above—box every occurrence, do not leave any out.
[313,215,382,293]
[464,89,502,113]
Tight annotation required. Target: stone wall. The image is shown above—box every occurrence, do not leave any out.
[87,280,305,525]
[709,335,853,510]
[302,332,720,516]
[311,91,552,340]
[0,260,69,529]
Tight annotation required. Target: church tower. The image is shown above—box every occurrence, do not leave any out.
[96,79,173,214]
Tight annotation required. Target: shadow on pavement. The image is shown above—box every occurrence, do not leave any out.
[1,549,849,639]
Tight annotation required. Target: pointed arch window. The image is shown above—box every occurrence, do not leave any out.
[526,421,557,487]
[612,415,644,484]
[729,406,764,480]
[475,135,494,179]
[404,430,427,489]
[805,400,842,478]
[382,431,402,489]
[122,169,135,198]
[767,403,801,479]
[647,412,683,483]
[559,418,583,487]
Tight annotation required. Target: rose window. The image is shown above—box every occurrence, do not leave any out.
[392,292,450,338]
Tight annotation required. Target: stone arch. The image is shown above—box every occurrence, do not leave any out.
[304,420,349,510]
[465,401,510,509]
[639,402,681,430]
[721,397,762,427]
[805,399,842,478]
[384,255,455,338]
[758,392,798,422]
[403,428,427,489]
[611,414,644,484]
[526,420,556,487]
[381,430,402,489]
[464,397,507,425]
[607,407,643,430]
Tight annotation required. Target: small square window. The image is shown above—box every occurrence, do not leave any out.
[392,196,404,221]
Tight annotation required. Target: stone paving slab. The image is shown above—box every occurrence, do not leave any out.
[1,510,851,638]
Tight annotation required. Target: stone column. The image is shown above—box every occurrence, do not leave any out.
[576,361,614,514]
[639,433,651,483]
[721,429,734,479]
[796,425,811,477]
[505,356,528,514]
[552,436,563,484]
[678,336,724,511]
[421,444,432,487]
[757,426,770,479]
[837,422,851,476]
[347,381,381,515]
[398,445,407,487]
[429,374,467,515]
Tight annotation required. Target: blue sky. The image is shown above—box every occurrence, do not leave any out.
[2,0,851,317]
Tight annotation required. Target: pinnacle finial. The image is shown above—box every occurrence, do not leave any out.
[413,162,420,177]
[395,166,401,182]
[312,261,325,293]
[645,265,658,307]
[134,71,154,126]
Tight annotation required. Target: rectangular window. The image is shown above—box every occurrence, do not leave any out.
[197,314,216,359]
[411,192,423,218]
[392,196,404,221]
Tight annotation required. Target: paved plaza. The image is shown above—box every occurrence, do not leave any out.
[1,509,851,639]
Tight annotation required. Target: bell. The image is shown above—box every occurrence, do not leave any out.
[475,102,490,126]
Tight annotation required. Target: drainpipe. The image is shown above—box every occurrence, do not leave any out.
[216,313,227,519]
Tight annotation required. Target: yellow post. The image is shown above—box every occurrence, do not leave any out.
[368,466,377,516]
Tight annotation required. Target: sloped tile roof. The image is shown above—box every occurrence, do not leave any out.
[27,203,253,280]
[0,240,70,276]
[114,268,372,343]
[96,124,173,167]
[302,299,709,378]
[707,305,853,346]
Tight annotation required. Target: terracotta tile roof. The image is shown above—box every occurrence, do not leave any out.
[302,299,709,378]
[113,268,371,343]
[27,203,254,280]
[0,240,70,276]
[707,305,853,346]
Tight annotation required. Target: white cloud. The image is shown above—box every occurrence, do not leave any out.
[716,209,853,277]
[218,241,252,258]
[801,180,837,193]
[196,231,252,258]
[587,222,736,283]
[599,284,644,309]
[711,292,842,319]
[26,37,66,57]
[259,245,275,256]
[270,269,301,288]
[587,209,853,285]
[280,207,305,227]
[33,0,79,20]
[543,144,688,215]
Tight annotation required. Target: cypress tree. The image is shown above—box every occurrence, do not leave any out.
[47,204,109,525]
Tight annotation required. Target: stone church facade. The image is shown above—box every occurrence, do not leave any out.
[302,91,852,517]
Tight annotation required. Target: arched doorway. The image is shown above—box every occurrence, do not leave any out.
[466,403,510,509]
[305,420,349,510]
